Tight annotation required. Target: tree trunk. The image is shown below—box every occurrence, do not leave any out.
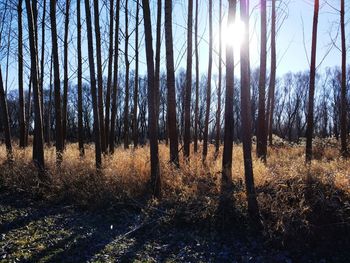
[50,0,64,164]
[266,0,276,146]
[0,69,12,160]
[25,0,45,171]
[215,0,222,155]
[110,0,120,154]
[193,0,199,153]
[305,0,319,163]
[240,0,260,220]
[221,0,236,209]
[154,0,162,127]
[47,55,52,146]
[142,0,161,198]
[124,0,130,149]
[85,0,102,168]
[340,0,348,157]
[203,0,212,161]
[93,0,106,153]
[77,0,84,156]
[165,0,179,167]
[256,0,267,162]
[105,0,114,153]
[184,0,193,158]
[18,0,26,148]
[40,0,46,112]
[133,0,139,148]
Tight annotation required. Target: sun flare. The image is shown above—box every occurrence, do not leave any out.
[216,19,245,52]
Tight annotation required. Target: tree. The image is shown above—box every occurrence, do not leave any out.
[221,0,236,208]
[142,0,161,198]
[154,0,162,122]
[240,0,260,220]
[62,0,70,147]
[93,0,106,153]
[39,0,46,111]
[203,0,213,161]
[25,0,45,170]
[110,0,120,154]
[256,0,267,162]
[165,0,179,167]
[133,0,139,148]
[0,69,12,160]
[215,0,222,156]
[85,0,102,168]
[266,0,276,146]
[184,0,193,158]
[50,0,64,164]
[340,0,348,157]
[77,0,84,156]
[305,0,319,163]
[194,0,199,153]
[18,0,26,148]
[124,0,130,149]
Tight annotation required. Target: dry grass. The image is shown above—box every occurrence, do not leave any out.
[0,139,349,247]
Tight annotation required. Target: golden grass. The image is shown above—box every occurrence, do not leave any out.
[0,140,349,246]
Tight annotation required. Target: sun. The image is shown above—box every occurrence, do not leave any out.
[216,19,246,53]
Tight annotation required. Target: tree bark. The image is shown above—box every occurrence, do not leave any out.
[0,69,12,160]
[305,0,319,163]
[77,0,84,156]
[184,0,193,158]
[133,0,139,148]
[124,0,130,149]
[193,0,199,153]
[154,0,162,126]
[85,0,102,168]
[40,0,46,112]
[165,0,179,167]
[142,0,161,198]
[215,0,222,155]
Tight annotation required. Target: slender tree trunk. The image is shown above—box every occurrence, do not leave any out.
[194,0,199,153]
[110,0,120,154]
[77,0,84,156]
[50,0,64,164]
[85,0,102,168]
[40,0,46,112]
[184,0,193,158]
[18,0,26,148]
[47,56,52,146]
[93,0,106,153]
[25,0,45,171]
[221,0,236,209]
[340,0,348,157]
[266,0,276,146]
[0,69,12,160]
[105,0,114,153]
[142,0,161,198]
[133,0,139,148]
[25,76,32,146]
[62,0,70,147]
[124,0,130,149]
[154,0,162,125]
[165,0,179,167]
[215,0,222,155]
[203,0,213,161]
[256,0,267,162]
[240,0,260,220]
[305,0,319,163]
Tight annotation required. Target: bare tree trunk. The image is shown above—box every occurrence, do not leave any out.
[105,0,114,153]
[50,0,63,164]
[240,0,260,220]
[305,0,319,163]
[47,56,52,147]
[203,0,212,161]
[0,69,12,160]
[340,0,348,157]
[142,0,161,198]
[25,76,31,146]
[266,0,276,146]
[221,0,236,210]
[193,0,199,153]
[165,0,179,167]
[133,0,139,148]
[26,0,45,171]
[110,0,120,154]
[40,0,46,112]
[184,0,193,158]
[18,0,26,148]
[62,0,70,147]
[154,0,162,125]
[124,0,130,149]
[256,0,267,162]
[93,0,106,153]
[85,0,102,168]
[77,0,84,156]
[215,0,222,155]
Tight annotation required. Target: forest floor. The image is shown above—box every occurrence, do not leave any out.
[0,138,349,262]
